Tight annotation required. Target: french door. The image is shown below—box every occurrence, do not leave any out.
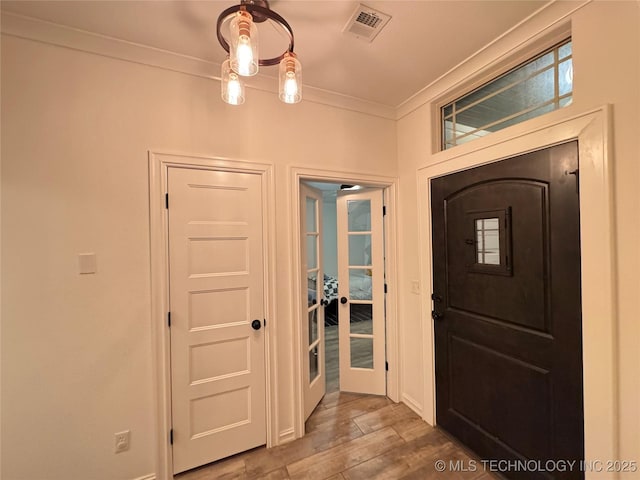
[301,183,325,419]
[336,189,386,395]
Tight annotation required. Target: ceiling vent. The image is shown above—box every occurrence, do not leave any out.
[342,4,392,43]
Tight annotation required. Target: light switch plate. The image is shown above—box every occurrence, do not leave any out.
[114,430,130,453]
[78,253,97,274]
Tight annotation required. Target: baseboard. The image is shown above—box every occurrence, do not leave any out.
[278,427,296,445]
[133,474,156,480]
[401,393,423,417]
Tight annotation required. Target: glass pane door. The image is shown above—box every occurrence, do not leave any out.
[346,200,374,369]
[336,189,386,395]
[307,207,320,385]
[301,183,325,418]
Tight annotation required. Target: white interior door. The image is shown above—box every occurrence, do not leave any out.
[301,183,325,419]
[336,189,386,395]
[168,167,266,474]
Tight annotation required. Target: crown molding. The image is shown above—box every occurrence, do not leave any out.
[0,12,396,120]
[0,2,592,123]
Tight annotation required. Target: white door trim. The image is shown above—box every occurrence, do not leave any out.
[417,105,618,475]
[289,167,400,437]
[149,152,277,480]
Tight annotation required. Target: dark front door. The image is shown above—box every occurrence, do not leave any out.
[431,141,583,480]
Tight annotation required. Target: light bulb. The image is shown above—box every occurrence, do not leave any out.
[236,36,254,76]
[283,73,298,102]
[227,74,242,105]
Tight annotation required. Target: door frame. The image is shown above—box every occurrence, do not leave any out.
[149,151,277,480]
[417,106,617,471]
[290,167,400,436]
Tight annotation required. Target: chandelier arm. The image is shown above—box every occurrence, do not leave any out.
[216,5,239,54]
[216,4,295,67]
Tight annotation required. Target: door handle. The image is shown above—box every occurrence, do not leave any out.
[431,311,444,321]
[320,299,329,306]
[251,319,262,330]
[340,297,348,305]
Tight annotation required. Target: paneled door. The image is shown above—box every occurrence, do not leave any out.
[301,183,325,419]
[431,142,583,480]
[336,189,386,395]
[168,167,266,474]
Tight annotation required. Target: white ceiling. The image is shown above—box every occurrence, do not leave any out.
[1,0,550,107]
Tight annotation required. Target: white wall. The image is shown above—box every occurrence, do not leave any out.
[572,3,640,467]
[3,2,639,479]
[397,0,639,472]
[0,35,397,480]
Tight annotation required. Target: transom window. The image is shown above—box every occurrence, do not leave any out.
[442,39,573,150]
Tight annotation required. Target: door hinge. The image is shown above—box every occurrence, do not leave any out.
[385,361,389,371]
[383,205,386,216]
[169,428,173,445]
[384,283,388,294]
[167,311,171,328]
[165,193,169,209]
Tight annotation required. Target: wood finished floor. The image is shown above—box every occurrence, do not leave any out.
[175,391,498,480]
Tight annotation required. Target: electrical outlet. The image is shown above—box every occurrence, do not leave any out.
[114,430,130,453]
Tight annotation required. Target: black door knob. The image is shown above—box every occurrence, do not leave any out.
[431,311,443,321]
[251,319,262,330]
[320,299,329,306]
[340,297,348,304]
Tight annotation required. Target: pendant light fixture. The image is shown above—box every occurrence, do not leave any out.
[217,0,301,105]
[279,52,302,104]
[221,58,245,105]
